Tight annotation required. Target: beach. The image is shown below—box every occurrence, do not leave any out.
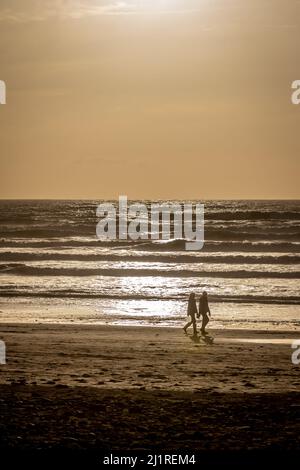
[0,200,299,465]
[0,323,299,393]
[1,322,300,465]
[1,0,300,464]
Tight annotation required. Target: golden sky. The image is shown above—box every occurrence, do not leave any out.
[0,0,299,199]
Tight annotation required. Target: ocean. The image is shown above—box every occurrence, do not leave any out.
[0,199,299,330]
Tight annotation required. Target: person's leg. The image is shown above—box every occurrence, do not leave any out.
[201,315,209,333]
[200,316,204,333]
[192,317,197,336]
[183,320,192,332]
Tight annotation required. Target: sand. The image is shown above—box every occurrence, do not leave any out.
[0,323,300,465]
[0,324,299,392]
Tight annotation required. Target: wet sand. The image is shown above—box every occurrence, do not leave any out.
[0,323,299,393]
[0,323,300,465]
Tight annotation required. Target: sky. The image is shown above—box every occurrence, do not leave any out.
[0,0,299,199]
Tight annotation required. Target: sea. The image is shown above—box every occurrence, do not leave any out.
[0,200,299,330]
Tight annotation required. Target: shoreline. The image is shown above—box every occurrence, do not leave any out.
[1,321,300,336]
[0,298,299,332]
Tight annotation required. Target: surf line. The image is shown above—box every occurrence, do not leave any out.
[96,196,204,251]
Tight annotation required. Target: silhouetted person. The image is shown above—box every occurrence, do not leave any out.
[183,292,198,336]
[198,291,211,335]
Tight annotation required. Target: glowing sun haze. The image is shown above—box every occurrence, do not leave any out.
[0,0,299,199]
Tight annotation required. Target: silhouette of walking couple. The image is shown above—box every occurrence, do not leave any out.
[183,291,211,337]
